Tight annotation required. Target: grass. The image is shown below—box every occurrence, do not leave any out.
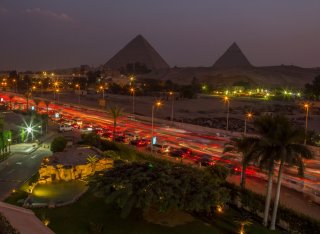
[32,190,283,234]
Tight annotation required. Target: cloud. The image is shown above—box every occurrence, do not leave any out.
[0,7,8,15]
[25,8,73,22]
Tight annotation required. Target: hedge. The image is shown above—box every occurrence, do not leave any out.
[0,213,19,234]
[226,183,320,234]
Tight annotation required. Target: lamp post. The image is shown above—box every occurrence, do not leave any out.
[12,79,17,92]
[99,86,105,100]
[169,91,174,123]
[56,89,60,102]
[130,88,135,119]
[151,101,162,152]
[304,103,309,145]
[26,127,33,141]
[75,84,80,104]
[53,82,58,100]
[244,112,253,135]
[224,96,230,131]
[38,81,43,97]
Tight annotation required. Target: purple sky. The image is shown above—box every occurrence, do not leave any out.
[0,0,320,71]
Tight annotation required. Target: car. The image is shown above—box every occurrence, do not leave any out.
[115,135,129,143]
[169,148,184,158]
[170,147,193,158]
[59,124,73,132]
[148,143,171,154]
[130,138,150,147]
[196,155,215,167]
[101,132,113,140]
[71,123,81,129]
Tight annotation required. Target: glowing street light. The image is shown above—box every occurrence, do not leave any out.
[151,101,162,152]
[169,91,175,123]
[99,85,105,100]
[224,96,230,131]
[304,103,310,145]
[75,84,80,103]
[56,89,60,102]
[244,112,253,135]
[130,87,135,119]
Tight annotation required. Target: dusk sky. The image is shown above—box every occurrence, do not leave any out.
[0,0,319,71]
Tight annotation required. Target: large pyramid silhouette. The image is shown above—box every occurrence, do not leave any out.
[213,42,252,69]
[104,35,169,71]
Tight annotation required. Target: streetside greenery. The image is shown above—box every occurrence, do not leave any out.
[91,162,230,218]
[0,213,19,234]
[227,183,320,234]
[50,136,67,153]
[82,132,320,233]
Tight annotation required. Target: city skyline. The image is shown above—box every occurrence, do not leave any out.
[0,0,320,70]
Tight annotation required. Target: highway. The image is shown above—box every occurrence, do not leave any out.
[1,91,320,205]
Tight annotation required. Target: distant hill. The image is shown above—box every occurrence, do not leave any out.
[139,65,319,88]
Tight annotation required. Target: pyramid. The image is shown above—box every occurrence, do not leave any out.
[104,35,170,71]
[213,42,252,69]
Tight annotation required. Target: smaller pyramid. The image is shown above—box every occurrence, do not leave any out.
[104,35,169,71]
[213,42,252,69]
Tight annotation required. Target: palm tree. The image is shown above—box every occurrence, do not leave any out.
[268,116,313,230]
[253,115,313,229]
[87,154,98,173]
[252,115,279,227]
[109,106,122,141]
[224,136,258,189]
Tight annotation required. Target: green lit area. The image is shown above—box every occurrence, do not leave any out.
[30,181,87,204]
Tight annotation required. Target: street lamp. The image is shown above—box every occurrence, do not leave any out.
[224,96,230,131]
[75,84,80,104]
[129,76,135,86]
[56,89,60,102]
[130,87,135,119]
[244,112,253,135]
[304,103,309,145]
[99,85,105,100]
[53,81,58,100]
[151,101,162,152]
[38,81,43,97]
[169,91,174,123]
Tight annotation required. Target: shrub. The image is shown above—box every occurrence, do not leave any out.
[0,213,19,234]
[226,183,320,233]
[50,136,67,153]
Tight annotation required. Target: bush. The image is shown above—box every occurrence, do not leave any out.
[226,183,320,233]
[50,136,67,153]
[0,213,19,234]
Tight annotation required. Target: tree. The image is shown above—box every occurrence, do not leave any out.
[252,115,280,227]
[224,136,259,189]
[87,154,98,173]
[304,75,320,100]
[268,116,313,230]
[20,129,26,143]
[50,136,67,153]
[92,162,229,218]
[109,106,122,141]
[252,115,313,230]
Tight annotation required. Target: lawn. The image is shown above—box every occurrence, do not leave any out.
[33,190,283,234]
